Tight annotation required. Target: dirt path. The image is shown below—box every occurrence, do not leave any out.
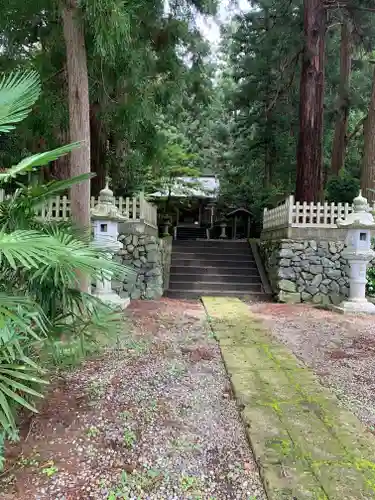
[1,299,266,500]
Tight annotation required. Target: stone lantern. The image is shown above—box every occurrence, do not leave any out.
[219,221,227,239]
[91,177,129,309]
[335,191,375,314]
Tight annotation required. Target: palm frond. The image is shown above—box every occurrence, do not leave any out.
[0,295,47,339]
[0,351,46,434]
[20,173,95,209]
[0,143,81,182]
[0,302,48,435]
[0,230,71,270]
[0,71,41,133]
[34,228,131,281]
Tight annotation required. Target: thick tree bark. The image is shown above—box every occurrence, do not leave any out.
[263,7,273,189]
[62,0,90,292]
[90,102,107,196]
[264,114,274,188]
[61,0,91,229]
[296,0,326,202]
[50,128,70,181]
[331,20,352,175]
[361,67,375,202]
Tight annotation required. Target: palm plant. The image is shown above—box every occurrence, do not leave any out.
[0,70,130,455]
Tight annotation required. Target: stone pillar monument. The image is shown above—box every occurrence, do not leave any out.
[91,177,130,309]
[335,191,375,314]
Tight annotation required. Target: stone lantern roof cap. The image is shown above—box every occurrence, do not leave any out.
[91,176,127,221]
[337,190,375,229]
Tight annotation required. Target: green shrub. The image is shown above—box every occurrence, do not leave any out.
[326,173,360,204]
[0,70,132,465]
[367,267,375,297]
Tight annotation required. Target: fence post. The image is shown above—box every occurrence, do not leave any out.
[118,196,123,215]
[132,196,137,220]
[287,195,294,225]
[139,191,145,220]
[309,201,314,224]
[125,197,130,219]
[316,201,321,225]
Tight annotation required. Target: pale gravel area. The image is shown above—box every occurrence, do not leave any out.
[2,299,266,500]
[250,302,375,428]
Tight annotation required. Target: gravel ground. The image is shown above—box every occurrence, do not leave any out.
[250,302,375,430]
[1,299,266,500]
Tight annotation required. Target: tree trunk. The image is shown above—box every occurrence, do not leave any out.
[61,0,91,292]
[263,7,273,188]
[361,67,375,202]
[50,128,70,181]
[61,0,91,229]
[90,102,107,196]
[331,20,351,175]
[296,0,326,202]
[264,115,274,188]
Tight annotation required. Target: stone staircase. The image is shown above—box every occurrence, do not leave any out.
[167,240,270,299]
[175,226,207,240]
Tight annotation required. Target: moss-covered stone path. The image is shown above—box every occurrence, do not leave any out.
[202,297,375,500]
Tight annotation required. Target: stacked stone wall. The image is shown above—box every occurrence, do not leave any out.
[259,239,350,304]
[114,233,172,299]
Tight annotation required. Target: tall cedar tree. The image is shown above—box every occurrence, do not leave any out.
[62,0,90,292]
[296,0,326,202]
[62,1,90,232]
[331,18,352,175]
[361,67,375,201]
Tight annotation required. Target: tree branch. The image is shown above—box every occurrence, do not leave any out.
[324,2,375,14]
[266,50,302,114]
[345,116,366,145]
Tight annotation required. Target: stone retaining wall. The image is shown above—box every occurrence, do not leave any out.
[114,233,172,300]
[259,239,350,305]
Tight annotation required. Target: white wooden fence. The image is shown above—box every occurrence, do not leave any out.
[0,190,158,228]
[263,195,375,230]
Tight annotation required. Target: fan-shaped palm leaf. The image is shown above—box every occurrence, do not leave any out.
[0,341,47,434]
[0,300,48,435]
[0,143,81,182]
[20,172,95,208]
[0,230,73,270]
[0,295,48,340]
[0,71,41,133]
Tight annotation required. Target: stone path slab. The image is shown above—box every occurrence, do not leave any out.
[202,297,375,500]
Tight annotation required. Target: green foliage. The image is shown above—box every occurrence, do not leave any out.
[0,70,130,468]
[0,0,219,194]
[215,0,375,225]
[0,71,41,133]
[367,267,375,297]
[326,173,360,204]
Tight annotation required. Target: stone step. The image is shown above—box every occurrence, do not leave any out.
[170,258,259,268]
[165,289,271,300]
[173,240,249,246]
[172,252,255,261]
[169,272,261,283]
[168,281,262,292]
[172,248,254,256]
[175,228,207,240]
[170,265,259,275]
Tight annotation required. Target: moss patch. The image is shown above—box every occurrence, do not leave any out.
[203,297,375,500]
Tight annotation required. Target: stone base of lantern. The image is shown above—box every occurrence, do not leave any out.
[94,290,130,310]
[332,298,375,315]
